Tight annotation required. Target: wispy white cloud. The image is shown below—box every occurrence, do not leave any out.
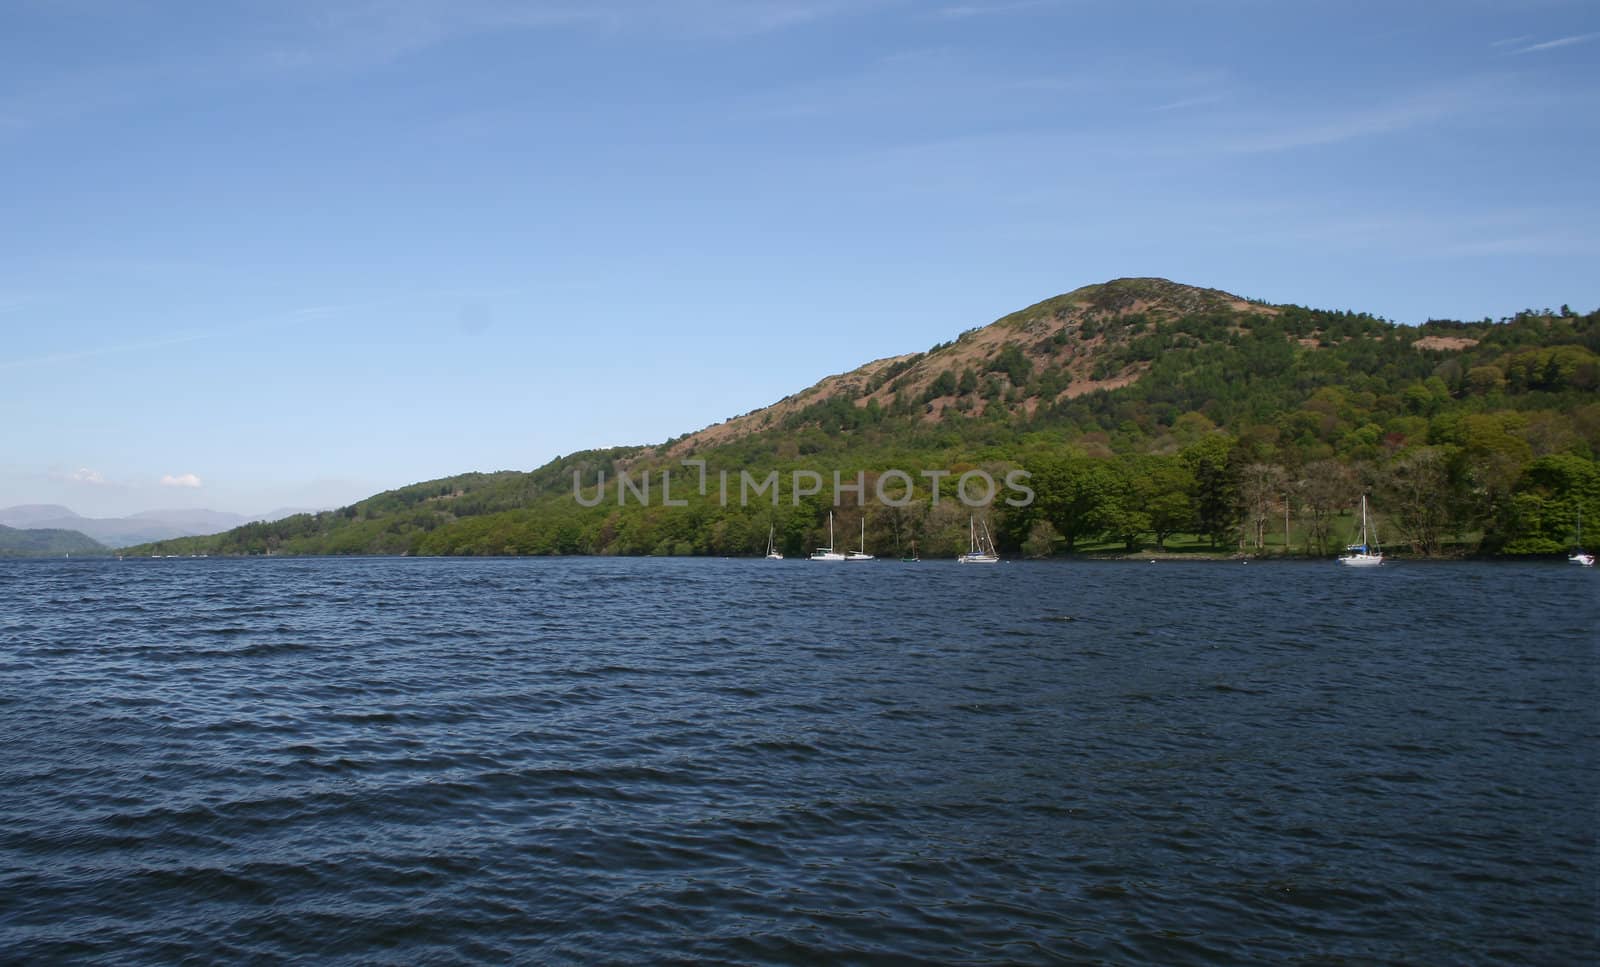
[3,0,891,136]
[879,75,1517,165]
[933,0,1060,20]
[69,467,108,486]
[1490,35,1533,48]
[254,0,892,73]
[1151,93,1225,113]
[0,306,345,372]
[1430,234,1600,258]
[255,1,599,74]
[730,46,1228,138]
[1509,32,1600,55]
[44,466,132,493]
[1211,78,1512,154]
[714,0,888,34]
[1213,203,1600,262]
[0,60,177,140]
[160,473,203,488]
[0,330,214,372]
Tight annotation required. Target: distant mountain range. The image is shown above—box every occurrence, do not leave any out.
[0,505,321,548]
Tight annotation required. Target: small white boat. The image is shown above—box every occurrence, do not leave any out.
[810,511,846,561]
[1338,494,1383,567]
[957,517,1000,564]
[845,517,874,561]
[1570,510,1594,566]
[765,524,783,560]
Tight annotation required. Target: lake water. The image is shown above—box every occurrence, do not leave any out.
[1,557,1595,963]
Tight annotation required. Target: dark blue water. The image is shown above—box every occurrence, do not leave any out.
[2,557,1595,963]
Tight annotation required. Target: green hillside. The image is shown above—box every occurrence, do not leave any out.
[130,279,1600,560]
[0,525,107,557]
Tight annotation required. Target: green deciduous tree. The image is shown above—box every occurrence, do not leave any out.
[1029,453,1113,552]
[1183,434,1238,548]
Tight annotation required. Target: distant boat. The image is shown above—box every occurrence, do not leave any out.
[765,524,784,560]
[1571,509,1595,567]
[902,539,920,563]
[957,517,1000,565]
[845,517,875,561]
[810,511,846,561]
[1338,494,1383,567]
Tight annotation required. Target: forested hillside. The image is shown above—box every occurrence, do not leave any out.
[0,525,107,557]
[132,279,1600,560]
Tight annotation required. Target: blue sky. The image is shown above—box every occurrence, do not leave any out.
[3,0,1597,516]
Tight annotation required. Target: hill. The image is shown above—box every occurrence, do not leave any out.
[0,524,106,557]
[127,278,1600,560]
[661,278,1275,454]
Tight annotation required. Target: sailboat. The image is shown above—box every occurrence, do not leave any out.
[765,524,784,560]
[1338,494,1383,567]
[1570,509,1595,567]
[845,517,874,561]
[957,517,1000,564]
[810,511,846,561]
[901,539,920,563]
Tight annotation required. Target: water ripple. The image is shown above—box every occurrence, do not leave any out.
[0,557,1595,964]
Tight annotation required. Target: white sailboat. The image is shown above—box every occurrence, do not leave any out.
[1338,494,1383,567]
[810,511,846,561]
[765,524,784,560]
[957,516,1000,564]
[1570,509,1595,567]
[845,517,874,561]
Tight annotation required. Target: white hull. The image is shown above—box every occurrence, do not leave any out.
[811,512,845,561]
[1570,552,1595,567]
[1339,496,1383,568]
[959,517,1000,565]
[1338,553,1383,567]
[846,518,872,560]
